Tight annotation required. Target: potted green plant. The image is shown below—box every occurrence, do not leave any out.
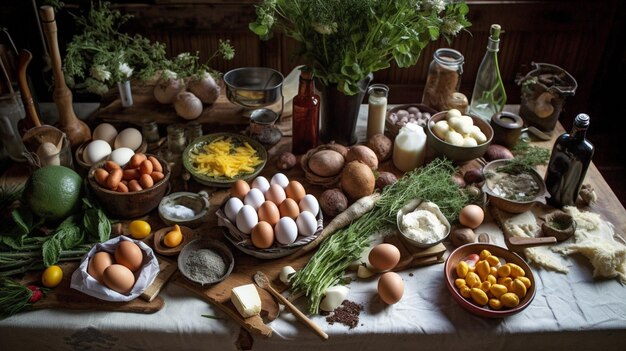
[250,0,470,144]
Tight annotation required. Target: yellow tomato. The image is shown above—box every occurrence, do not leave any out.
[129,220,152,239]
[163,230,183,248]
[42,265,63,288]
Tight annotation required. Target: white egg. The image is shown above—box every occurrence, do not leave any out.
[244,188,265,210]
[224,197,244,222]
[270,173,290,188]
[109,147,135,167]
[251,176,270,194]
[296,211,317,237]
[299,194,320,215]
[84,140,112,165]
[114,128,142,151]
[275,217,298,244]
[236,205,258,234]
[92,123,118,146]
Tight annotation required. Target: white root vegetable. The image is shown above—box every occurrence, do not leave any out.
[319,285,350,312]
[187,71,220,104]
[154,70,184,104]
[287,193,381,259]
[174,92,203,120]
[357,265,375,278]
[280,266,297,285]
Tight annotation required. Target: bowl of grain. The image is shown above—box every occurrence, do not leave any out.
[178,239,234,286]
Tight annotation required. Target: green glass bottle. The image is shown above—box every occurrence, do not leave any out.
[469,24,507,121]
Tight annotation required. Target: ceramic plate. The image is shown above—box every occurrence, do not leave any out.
[182,133,267,187]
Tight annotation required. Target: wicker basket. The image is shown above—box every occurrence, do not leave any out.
[300,145,344,188]
[385,104,437,139]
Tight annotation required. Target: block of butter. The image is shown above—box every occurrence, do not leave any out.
[231,284,262,318]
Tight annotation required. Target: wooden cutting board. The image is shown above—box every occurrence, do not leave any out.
[22,261,165,314]
[384,235,447,271]
[175,245,314,338]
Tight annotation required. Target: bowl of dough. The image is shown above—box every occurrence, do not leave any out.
[396,199,451,248]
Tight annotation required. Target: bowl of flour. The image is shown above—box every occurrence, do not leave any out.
[396,199,451,248]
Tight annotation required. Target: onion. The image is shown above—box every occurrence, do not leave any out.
[187,71,220,104]
[174,92,203,120]
[154,70,184,104]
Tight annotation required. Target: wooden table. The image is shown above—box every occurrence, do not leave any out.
[1,103,625,351]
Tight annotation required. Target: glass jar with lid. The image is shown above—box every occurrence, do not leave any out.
[421,48,464,111]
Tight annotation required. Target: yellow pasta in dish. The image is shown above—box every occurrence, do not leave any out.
[190,137,263,178]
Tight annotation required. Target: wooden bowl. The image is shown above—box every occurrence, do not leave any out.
[87,154,170,219]
[300,145,342,188]
[425,111,493,163]
[481,159,549,214]
[444,243,536,318]
[153,225,194,256]
[385,103,437,138]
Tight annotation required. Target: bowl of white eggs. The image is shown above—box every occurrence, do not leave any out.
[425,109,493,163]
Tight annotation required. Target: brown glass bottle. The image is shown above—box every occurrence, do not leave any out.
[292,69,319,155]
[545,114,594,207]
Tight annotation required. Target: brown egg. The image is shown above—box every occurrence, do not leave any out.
[459,204,484,229]
[114,240,144,272]
[265,184,286,205]
[378,272,404,304]
[231,180,250,200]
[258,201,280,226]
[102,264,136,294]
[279,198,300,219]
[368,243,401,271]
[285,180,306,203]
[251,221,274,249]
[87,251,114,283]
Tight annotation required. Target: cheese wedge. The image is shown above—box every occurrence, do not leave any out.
[231,284,262,318]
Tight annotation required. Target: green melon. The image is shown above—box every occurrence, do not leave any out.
[23,166,83,221]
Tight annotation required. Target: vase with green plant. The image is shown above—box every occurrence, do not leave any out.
[250,0,470,144]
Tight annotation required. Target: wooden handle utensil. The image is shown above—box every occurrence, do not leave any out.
[17,49,42,134]
[253,271,328,341]
[39,5,90,148]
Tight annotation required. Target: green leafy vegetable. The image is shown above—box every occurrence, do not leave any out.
[0,278,34,320]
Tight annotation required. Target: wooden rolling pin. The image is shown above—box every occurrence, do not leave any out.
[39,5,90,148]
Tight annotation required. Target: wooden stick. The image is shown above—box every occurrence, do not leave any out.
[39,5,91,148]
[258,277,329,341]
[17,50,42,133]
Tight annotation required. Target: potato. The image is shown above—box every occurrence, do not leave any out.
[366,133,393,161]
[308,150,344,177]
[345,145,378,170]
[341,161,375,201]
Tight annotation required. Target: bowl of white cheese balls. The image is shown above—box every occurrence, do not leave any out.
[426,109,493,163]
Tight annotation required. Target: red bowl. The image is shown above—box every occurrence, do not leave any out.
[444,243,536,318]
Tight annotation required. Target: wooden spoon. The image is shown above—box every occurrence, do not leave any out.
[253,271,328,341]
[506,236,557,254]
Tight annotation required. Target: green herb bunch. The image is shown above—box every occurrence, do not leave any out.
[63,2,235,95]
[63,1,167,94]
[250,0,470,95]
[162,41,235,81]
[496,140,551,174]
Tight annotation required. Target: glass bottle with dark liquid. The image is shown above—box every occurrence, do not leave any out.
[545,114,594,207]
[292,69,320,155]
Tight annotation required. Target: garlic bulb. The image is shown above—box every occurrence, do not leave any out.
[174,92,203,120]
[187,71,220,104]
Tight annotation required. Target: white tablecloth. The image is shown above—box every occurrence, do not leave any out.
[2,104,626,350]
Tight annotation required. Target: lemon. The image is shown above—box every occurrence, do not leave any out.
[42,265,63,288]
[129,220,152,239]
